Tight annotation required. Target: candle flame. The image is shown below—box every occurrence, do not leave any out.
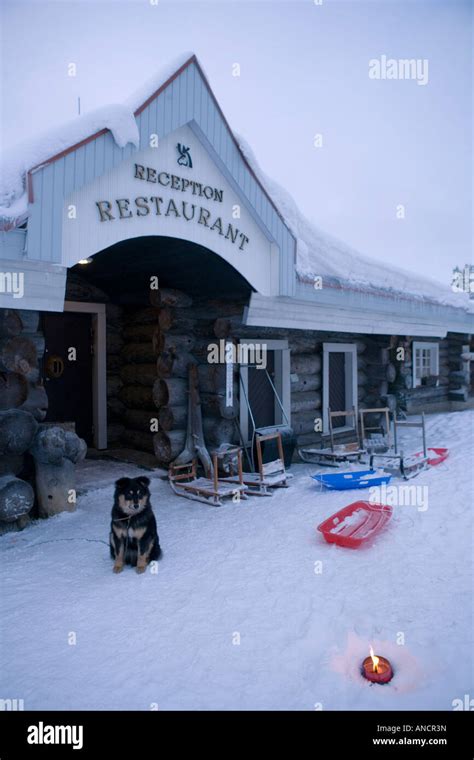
[369,646,379,673]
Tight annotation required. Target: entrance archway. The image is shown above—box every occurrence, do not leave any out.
[43,235,266,460]
[71,235,254,303]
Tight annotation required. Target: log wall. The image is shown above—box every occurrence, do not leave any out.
[117,293,245,465]
[33,272,473,472]
[389,333,471,412]
[209,320,396,448]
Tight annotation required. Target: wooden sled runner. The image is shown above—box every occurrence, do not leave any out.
[221,432,291,496]
[299,407,366,466]
[169,447,248,507]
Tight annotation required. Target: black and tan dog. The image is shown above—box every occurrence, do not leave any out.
[109,476,162,574]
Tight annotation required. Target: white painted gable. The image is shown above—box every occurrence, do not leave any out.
[62,125,278,296]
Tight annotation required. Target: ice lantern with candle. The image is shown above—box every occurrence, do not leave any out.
[362,647,393,684]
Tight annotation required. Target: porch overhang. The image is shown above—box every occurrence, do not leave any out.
[244,289,474,338]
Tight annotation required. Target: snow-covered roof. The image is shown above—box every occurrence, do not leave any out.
[0,52,192,229]
[1,52,472,315]
[0,105,139,228]
[237,136,473,313]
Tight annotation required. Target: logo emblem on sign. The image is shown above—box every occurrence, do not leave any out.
[177,143,192,168]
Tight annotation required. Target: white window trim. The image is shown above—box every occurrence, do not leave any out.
[239,339,290,444]
[64,300,107,449]
[322,343,358,434]
[412,341,439,389]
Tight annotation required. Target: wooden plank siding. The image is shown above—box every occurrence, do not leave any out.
[23,58,296,296]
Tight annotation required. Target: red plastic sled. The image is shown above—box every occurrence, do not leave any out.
[317,501,393,549]
[414,447,449,466]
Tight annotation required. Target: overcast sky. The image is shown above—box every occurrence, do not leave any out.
[1,0,472,287]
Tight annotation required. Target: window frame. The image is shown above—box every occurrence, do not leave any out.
[239,339,290,444]
[322,343,358,434]
[412,341,439,388]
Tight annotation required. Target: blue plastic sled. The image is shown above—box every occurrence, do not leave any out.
[311,469,392,491]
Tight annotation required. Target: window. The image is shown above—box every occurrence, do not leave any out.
[322,343,358,433]
[412,342,439,388]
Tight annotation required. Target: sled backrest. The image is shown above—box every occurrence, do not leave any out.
[359,407,391,448]
[255,432,286,479]
[393,412,427,456]
[328,406,361,451]
[211,446,244,488]
[169,460,197,483]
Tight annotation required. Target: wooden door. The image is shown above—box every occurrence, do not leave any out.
[42,311,94,445]
[328,352,346,428]
[247,350,275,430]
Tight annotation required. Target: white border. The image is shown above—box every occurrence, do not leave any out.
[412,341,439,388]
[322,342,358,433]
[64,300,107,449]
[239,339,290,443]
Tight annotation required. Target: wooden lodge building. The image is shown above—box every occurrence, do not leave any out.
[1,54,473,479]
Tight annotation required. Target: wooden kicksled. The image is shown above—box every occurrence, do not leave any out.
[299,407,366,466]
[169,446,248,507]
[221,432,291,496]
[370,413,429,480]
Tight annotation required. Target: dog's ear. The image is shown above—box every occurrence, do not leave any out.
[135,476,151,488]
[115,477,131,490]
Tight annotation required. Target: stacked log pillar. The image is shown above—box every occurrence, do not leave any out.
[389,337,413,410]
[152,289,226,462]
[151,292,246,461]
[105,303,125,444]
[117,289,227,464]
[0,308,47,532]
[117,293,249,465]
[447,333,471,403]
[288,338,322,440]
[118,306,163,455]
[358,341,395,415]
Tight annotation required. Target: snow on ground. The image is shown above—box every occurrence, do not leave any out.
[1,411,472,711]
